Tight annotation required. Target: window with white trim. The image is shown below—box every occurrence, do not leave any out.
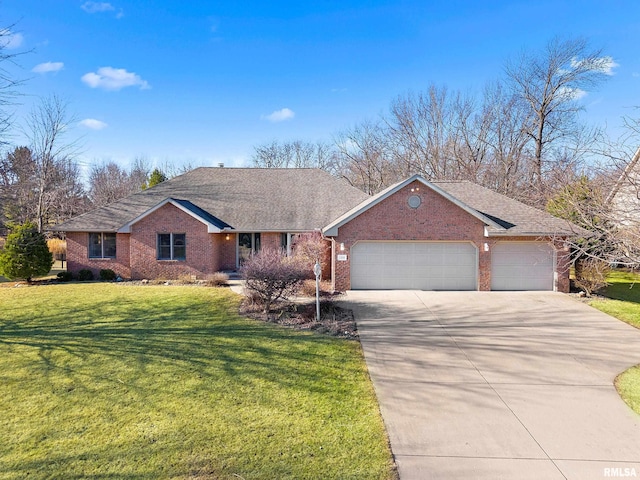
[89,232,116,258]
[157,233,186,260]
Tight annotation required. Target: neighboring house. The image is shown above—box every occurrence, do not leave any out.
[606,146,640,227]
[54,168,578,292]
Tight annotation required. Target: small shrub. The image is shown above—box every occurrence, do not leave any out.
[77,269,94,281]
[300,279,332,297]
[205,272,229,287]
[177,274,197,284]
[99,269,117,281]
[574,257,610,296]
[241,248,307,313]
[57,271,73,282]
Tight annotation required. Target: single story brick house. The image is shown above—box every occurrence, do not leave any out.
[54,167,579,292]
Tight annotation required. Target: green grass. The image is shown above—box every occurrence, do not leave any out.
[616,366,640,414]
[590,270,640,416]
[589,270,640,329]
[0,284,394,479]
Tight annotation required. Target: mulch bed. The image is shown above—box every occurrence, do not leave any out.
[240,298,358,340]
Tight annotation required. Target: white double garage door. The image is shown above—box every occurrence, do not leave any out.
[350,241,555,291]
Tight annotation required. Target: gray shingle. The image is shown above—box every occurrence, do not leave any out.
[54,168,370,232]
[433,181,580,236]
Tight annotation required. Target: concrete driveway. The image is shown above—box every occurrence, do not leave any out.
[344,291,640,480]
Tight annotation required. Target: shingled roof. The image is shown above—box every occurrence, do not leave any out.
[433,181,579,236]
[54,168,370,232]
[323,175,581,237]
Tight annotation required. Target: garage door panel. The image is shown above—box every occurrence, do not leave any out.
[351,242,477,290]
[491,242,554,291]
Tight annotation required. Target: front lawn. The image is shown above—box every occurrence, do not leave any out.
[589,270,640,329]
[590,270,640,416]
[0,284,394,479]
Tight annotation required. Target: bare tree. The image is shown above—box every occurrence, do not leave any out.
[387,86,456,180]
[0,144,87,230]
[24,95,80,232]
[0,25,26,147]
[89,160,149,207]
[505,37,612,195]
[333,119,397,194]
[251,139,337,171]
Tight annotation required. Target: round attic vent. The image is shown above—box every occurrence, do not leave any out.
[408,195,421,209]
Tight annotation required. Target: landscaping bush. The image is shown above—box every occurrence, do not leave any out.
[574,257,610,296]
[240,248,307,313]
[99,269,117,281]
[57,271,73,282]
[77,269,94,281]
[300,279,331,297]
[0,222,53,282]
[177,274,196,284]
[205,272,229,287]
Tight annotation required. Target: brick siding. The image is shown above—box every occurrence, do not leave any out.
[330,180,570,292]
[67,232,131,279]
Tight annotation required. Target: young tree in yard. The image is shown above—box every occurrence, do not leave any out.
[240,248,307,313]
[547,176,611,294]
[0,222,53,282]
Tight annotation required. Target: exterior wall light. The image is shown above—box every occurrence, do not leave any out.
[340,242,345,251]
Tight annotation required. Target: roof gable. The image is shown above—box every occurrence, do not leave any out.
[118,198,233,233]
[322,174,505,236]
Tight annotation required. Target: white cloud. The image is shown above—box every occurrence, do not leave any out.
[80,118,108,130]
[81,66,150,91]
[0,30,24,49]
[571,56,619,75]
[32,62,64,74]
[81,2,115,13]
[633,72,640,78]
[262,108,295,122]
[598,56,619,76]
[558,86,587,100]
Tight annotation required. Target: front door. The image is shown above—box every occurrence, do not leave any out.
[238,233,261,266]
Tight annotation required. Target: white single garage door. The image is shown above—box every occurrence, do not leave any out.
[491,242,555,291]
[351,241,477,290]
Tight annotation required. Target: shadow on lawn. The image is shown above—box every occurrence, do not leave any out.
[0,291,342,398]
[600,280,640,303]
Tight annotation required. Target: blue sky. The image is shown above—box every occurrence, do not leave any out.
[2,0,639,171]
